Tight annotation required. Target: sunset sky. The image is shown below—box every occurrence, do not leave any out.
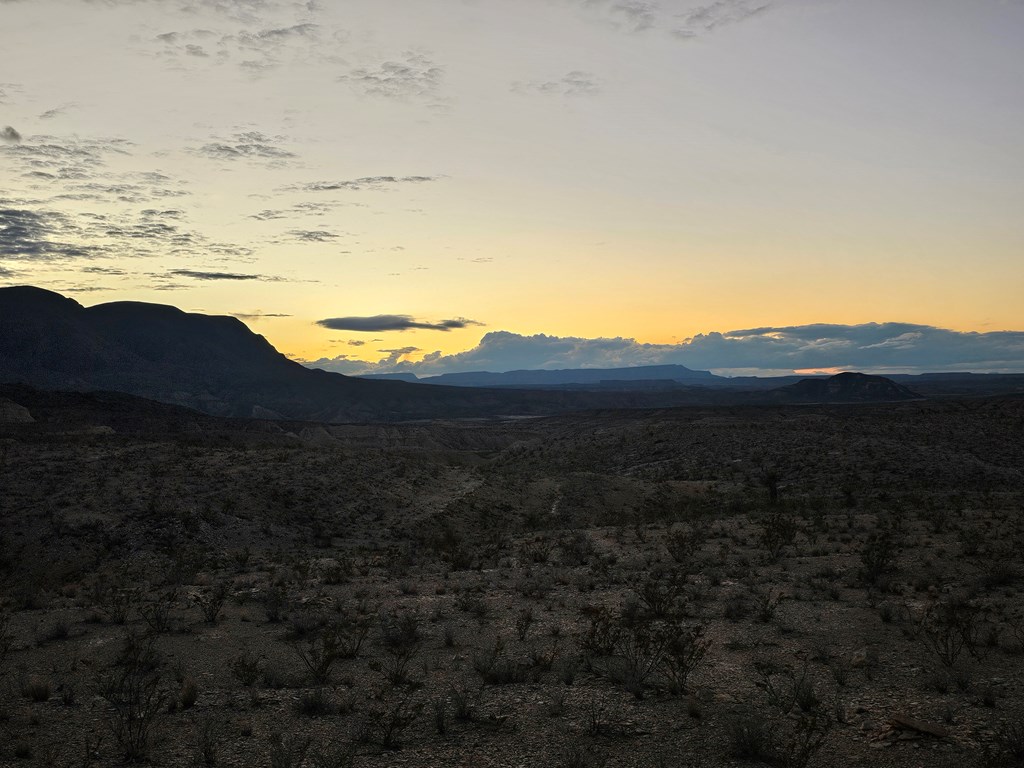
[2,0,1023,375]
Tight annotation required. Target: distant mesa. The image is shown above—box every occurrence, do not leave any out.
[358,365,718,388]
[770,372,922,403]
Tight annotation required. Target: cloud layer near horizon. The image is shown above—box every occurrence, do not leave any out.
[302,323,1024,377]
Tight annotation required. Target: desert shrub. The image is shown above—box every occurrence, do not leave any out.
[293,624,343,684]
[583,691,627,737]
[450,684,480,722]
[517,570,554,599]
[754,588,784,623]
[559,744,607,768]
[521,539,553,564]
[139,589,176,634]
[735,659,833,768]
[913,595,985,668]
[293,610,372,684]
[759,508,799,561]
[609,620,669,697]
[308,738,355,768]
[723,594,749,622]
[727,710,776,762]
[515,606,535,641]
[355,688,422,749]
[375,611,423,686]
[860,530,898,584]
[580,608,622,658]
[97,632,167,762]
[432,699,448,734]
[230,648,264,687]
[297,687,335,717]
[665,525,705,566]
[196,717,223,767]
[322,557,352,586]
[528,638,561,672]
[21,675,52,702]
[661,623,710,695]
[263,584,289,623]
[559,532,595,566]
[631,568,687,619]
[268,731,310,768]
[587,603,709,698]
[178,676,199,709]
[754,659,819,714]
[0,611,11,669]
[959,526,985,557]
[455,592,489,619]
[472,636,532,685]
[194,581,228,624]
[983,720,1024,767]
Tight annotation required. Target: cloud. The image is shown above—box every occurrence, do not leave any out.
[1,126,21,144]
[513,71,602,97]
[39,104,76,120]
[285,229,338,242]
[0,129,257,261]
[340,52,444,101]
[316,314,485,333]
[193,131,297,163]
[302,323,1024,376]
[151,11,324,75]
[671,0,772,38]
[582,0,659,32]
[168,268,282,281]
[231,310,292,320]
[286,175,441,193]
[0,203,100,260]
[250,209,288,220]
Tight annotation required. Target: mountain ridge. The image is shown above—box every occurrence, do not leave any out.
[0,286,931,420]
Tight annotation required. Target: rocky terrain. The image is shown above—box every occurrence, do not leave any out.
[1,386,1022,767]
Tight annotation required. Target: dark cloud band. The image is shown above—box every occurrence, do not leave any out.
[316,314,484,332]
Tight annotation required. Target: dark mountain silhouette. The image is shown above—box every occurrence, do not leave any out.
[0,288,933,419]
[769,372,922,403]
[0,287,576,421]
[0,287,747,421]
[367,365,720,388]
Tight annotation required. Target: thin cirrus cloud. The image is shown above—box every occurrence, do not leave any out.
[671,0,773,38]
[168,269,283,281]
[513,71,602,97]
[303,323,1024,376]
[580,0,659,33]
[284,176,441,193]
[285,229,339,242]
[191,131,297,163]
[579,0,775,39]
[316,314,485,333]
[231,311,292,320]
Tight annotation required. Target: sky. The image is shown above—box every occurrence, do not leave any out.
[2,0,1023,376]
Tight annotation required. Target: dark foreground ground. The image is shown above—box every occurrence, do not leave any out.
[1,388,1023,767]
